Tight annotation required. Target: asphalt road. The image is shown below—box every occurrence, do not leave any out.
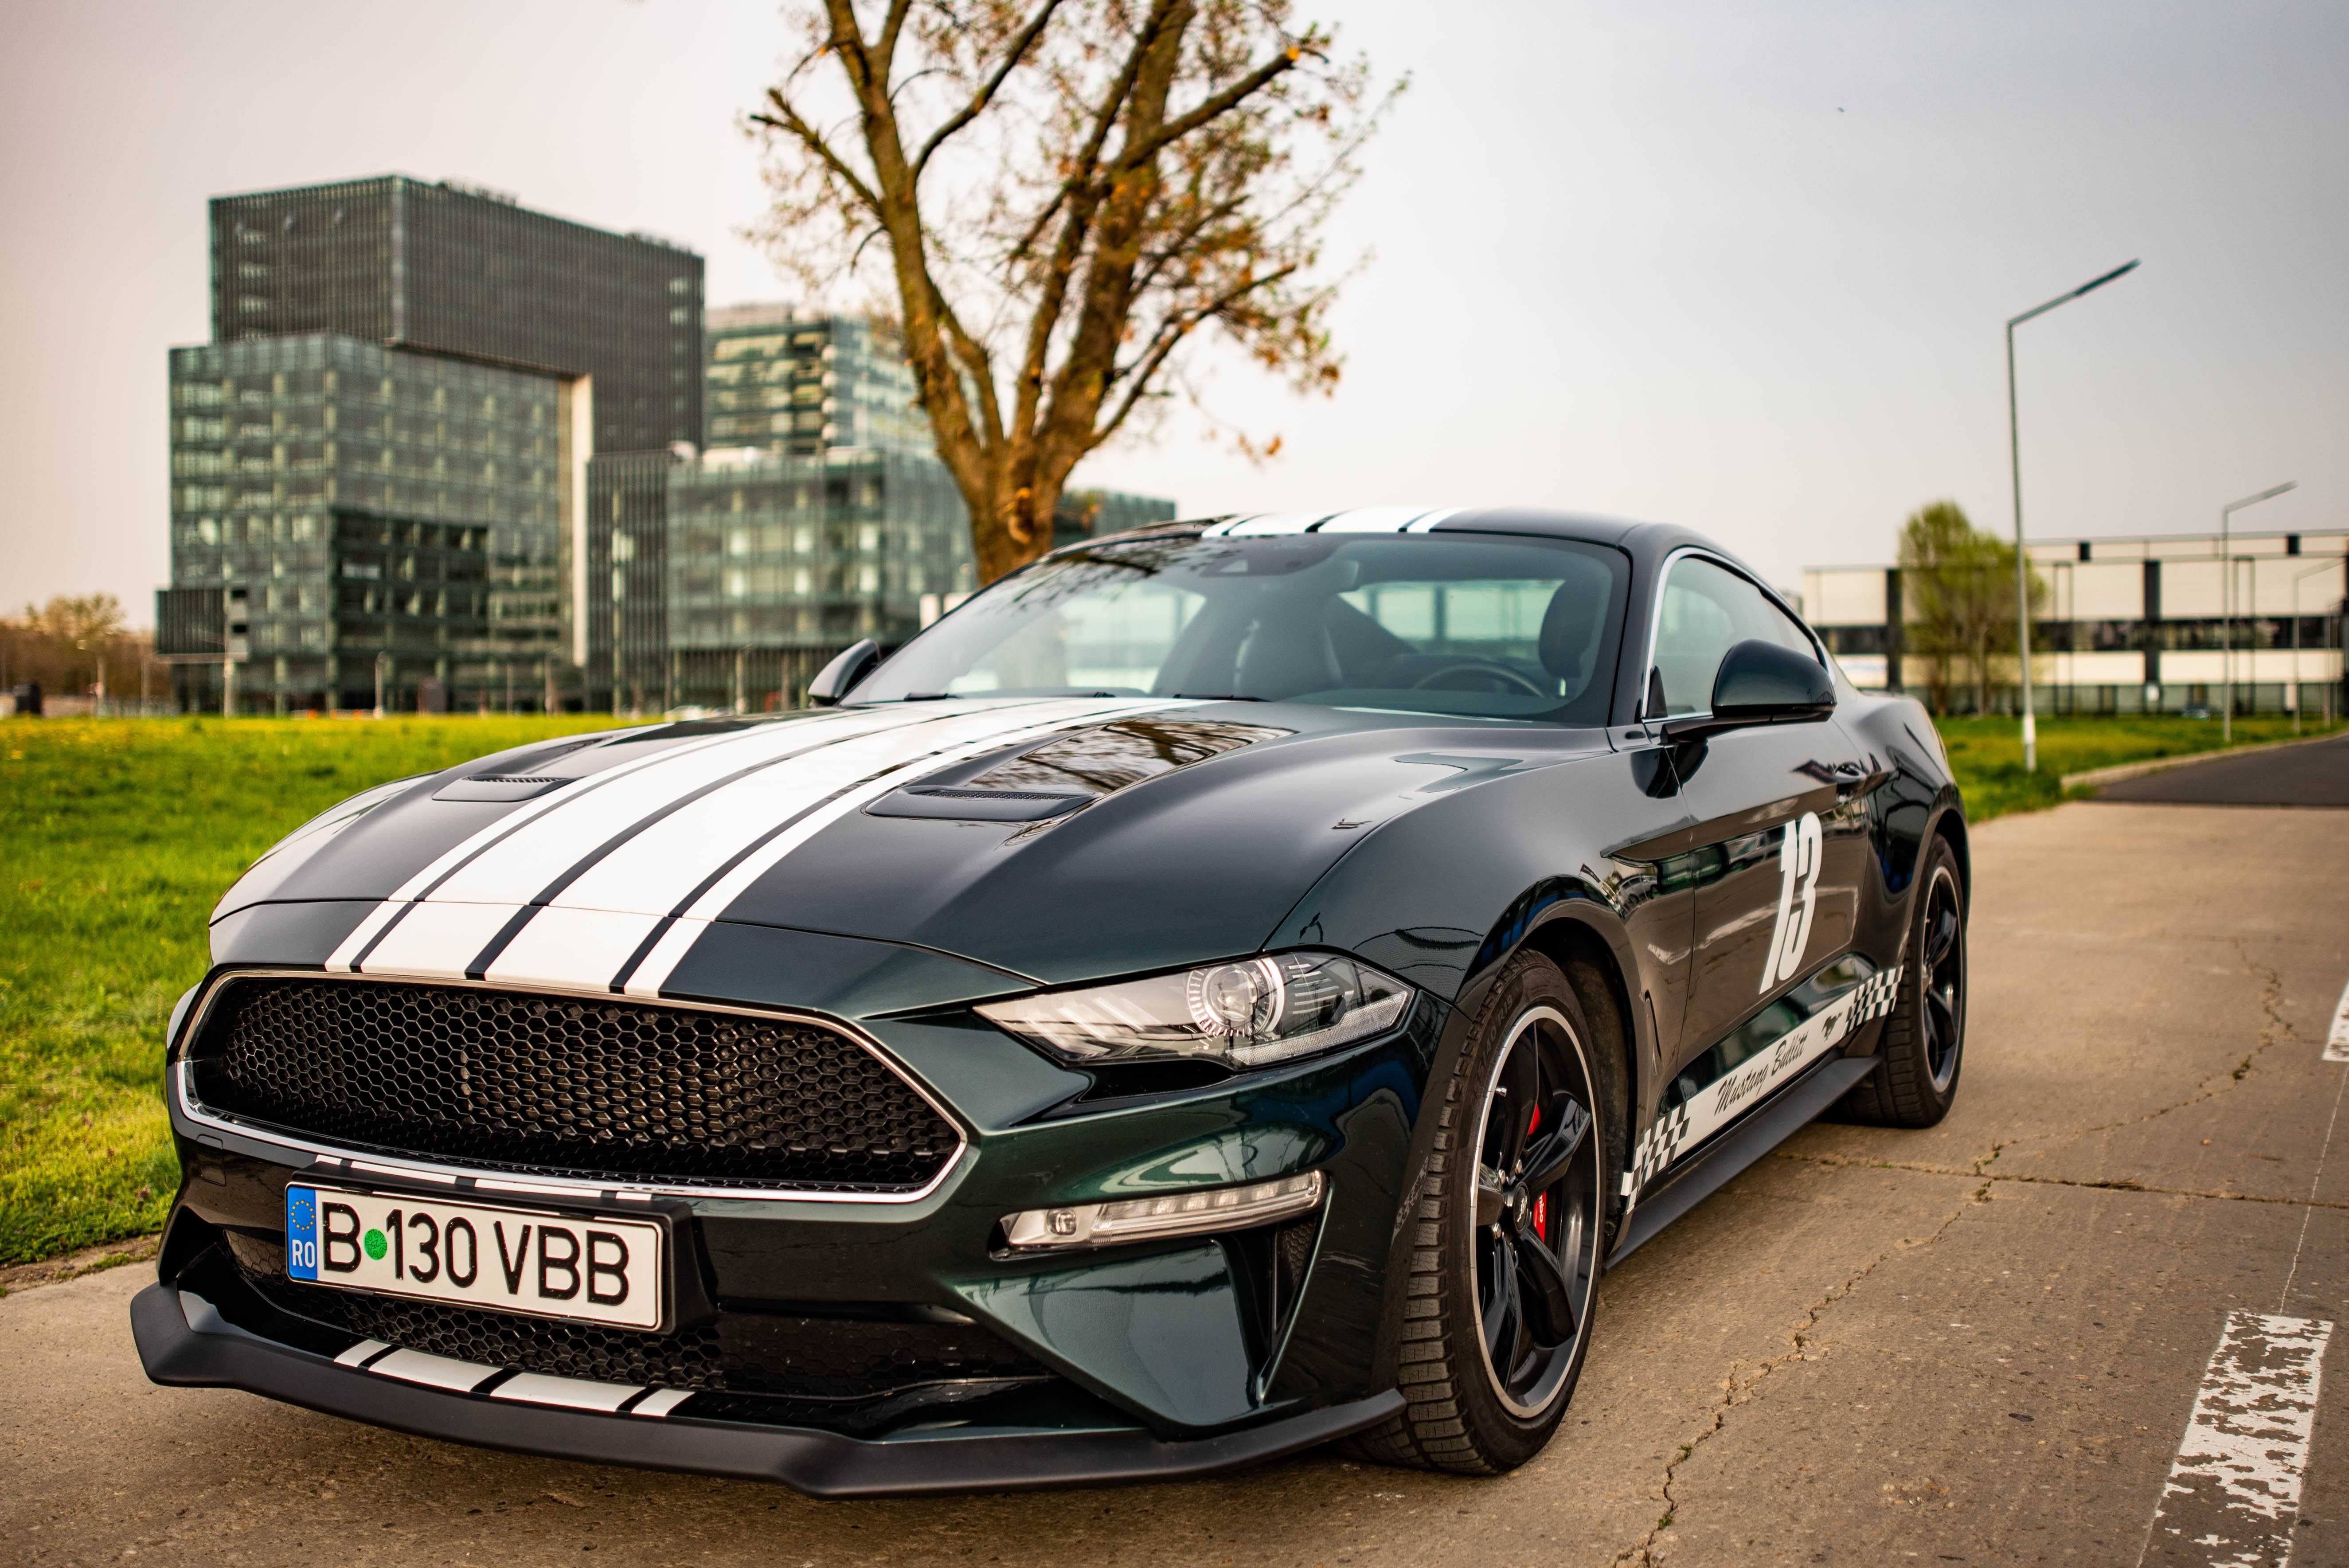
[8,799,2349,1567]
[2099,732,2349,807]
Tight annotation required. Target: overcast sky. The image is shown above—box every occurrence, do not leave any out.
[4,0,2344,622]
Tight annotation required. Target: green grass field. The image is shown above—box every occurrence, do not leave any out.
[1933,712,2338,821]
[0,715,630,1265]
[0,708,2336,1266]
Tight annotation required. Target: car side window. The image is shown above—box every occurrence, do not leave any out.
[1650,557,1817,716]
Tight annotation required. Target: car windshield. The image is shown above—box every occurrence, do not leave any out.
[850,532,1630,723]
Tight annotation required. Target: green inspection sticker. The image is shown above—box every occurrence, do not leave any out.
[363,1228,388,1261]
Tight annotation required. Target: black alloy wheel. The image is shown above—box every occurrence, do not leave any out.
[1919,861,1964,1095]
[1470,1007,1600,1417]
[1838,833,1967,1128]
[1354,951,1619,1473]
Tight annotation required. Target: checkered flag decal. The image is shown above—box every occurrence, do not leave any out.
[1625,1102,1690,1195]
[1619,964,1904,1198]
[1848,964,1902,1025]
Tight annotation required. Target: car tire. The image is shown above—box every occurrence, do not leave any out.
[1352,951,1622,1474]
[1838,833,1966,1128]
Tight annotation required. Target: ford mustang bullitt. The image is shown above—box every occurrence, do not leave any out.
[133,508,1969,1494]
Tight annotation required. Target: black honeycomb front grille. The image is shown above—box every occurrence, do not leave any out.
[188,977,958,1192]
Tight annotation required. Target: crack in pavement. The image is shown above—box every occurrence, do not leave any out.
[2004,938,2298,1147]
[1614,1150,2001,1564]
[1773,1150,2349,1210]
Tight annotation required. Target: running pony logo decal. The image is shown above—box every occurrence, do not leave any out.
[1760,811,1823,992]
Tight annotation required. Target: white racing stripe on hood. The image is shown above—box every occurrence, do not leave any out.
[322,719,806,972]
[419,704,941,907]
[547,697,1168,919]
[343,697,1182,993]
[617,696,1187,998]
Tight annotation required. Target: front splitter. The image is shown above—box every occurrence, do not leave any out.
[130,1282,1401,1496]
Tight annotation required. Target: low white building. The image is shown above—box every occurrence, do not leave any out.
[1802,527,2346,716]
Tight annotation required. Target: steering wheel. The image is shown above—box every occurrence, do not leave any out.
[1408,661,1550,698]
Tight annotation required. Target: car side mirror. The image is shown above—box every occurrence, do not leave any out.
[806,639,881,708]
[1663,639,1834,741]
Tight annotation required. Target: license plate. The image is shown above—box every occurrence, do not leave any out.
[285,1185,666,1331]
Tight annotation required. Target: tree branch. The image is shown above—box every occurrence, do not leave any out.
[1094,263,1297,445]
[1115,38,1316,172]
[912,0,1069,184]
[751,89,883,214]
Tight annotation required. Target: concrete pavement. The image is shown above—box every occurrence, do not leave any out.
[5,798,2348,1567]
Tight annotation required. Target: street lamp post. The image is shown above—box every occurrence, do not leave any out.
[2218,481,2297,744]
[2005,259,2140,773]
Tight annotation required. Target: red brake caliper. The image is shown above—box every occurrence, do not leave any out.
[1526,1103,1548,1239]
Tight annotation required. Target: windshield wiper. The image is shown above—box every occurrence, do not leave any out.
[1171,693,1265,701]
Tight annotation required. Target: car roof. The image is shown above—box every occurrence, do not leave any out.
[1072,507,1741,582]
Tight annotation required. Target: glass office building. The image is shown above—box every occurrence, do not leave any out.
[210,175,703,457]
[704,305,930,458]
[165,334,580,711]
[582,445,1180,712]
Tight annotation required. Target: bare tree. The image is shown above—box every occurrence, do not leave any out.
[747,0,1398,583]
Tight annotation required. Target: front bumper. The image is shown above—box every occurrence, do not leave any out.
[149,931,1465,1490]
[131,1277,1402,1496]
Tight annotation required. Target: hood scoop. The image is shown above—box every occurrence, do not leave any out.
[866,717,1292,822]
[868,786,1091,821]
[431,773,574,803]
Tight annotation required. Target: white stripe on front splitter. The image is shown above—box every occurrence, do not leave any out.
[619,698,1183,998]
[2136,1311,2332,1568]
[2324,971,2349,1062]
[323,719,809,970]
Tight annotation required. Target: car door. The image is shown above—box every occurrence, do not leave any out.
[1644,555,1872,1074]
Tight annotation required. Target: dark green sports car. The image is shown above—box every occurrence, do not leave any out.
[135,508,1968,1492]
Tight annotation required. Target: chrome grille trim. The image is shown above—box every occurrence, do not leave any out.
[169,969,971,1205]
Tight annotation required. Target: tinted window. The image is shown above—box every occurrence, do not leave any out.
[852,533,1630,724]
[1651,557,1817,716]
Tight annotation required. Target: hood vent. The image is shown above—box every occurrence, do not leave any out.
[431,774,574,803]
[866,718,1292,823]
[867,786,1091,822]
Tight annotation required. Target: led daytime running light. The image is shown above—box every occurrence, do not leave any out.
[1001,1171,1324,1252]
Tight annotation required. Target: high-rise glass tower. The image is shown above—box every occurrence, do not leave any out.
[166,177,704,712]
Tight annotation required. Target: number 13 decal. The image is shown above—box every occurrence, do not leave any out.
[1760,811,1823,992]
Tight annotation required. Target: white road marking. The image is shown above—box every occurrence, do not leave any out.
[2137,1312,2333,1568]
[2323,973,2349,1062]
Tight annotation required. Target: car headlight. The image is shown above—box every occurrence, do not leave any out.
[976,951,1412,1071]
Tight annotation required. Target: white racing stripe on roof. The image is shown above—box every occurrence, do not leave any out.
[1313,507,1436,533]
[1405,507,1467,532]
[619,697,1184,998]
[1222,512,1335,536]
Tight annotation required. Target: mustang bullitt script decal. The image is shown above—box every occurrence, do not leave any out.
[1628,962,1902,1192]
